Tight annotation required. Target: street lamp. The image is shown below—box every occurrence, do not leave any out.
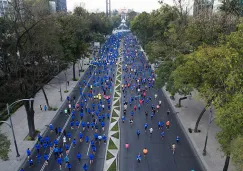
[202,107,215,156]
[53,76,63,101]
[7,98,34,158]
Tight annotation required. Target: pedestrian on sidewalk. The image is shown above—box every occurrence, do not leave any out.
[40,105,42,111]
[67,81,69,86]
[44,105,47,111]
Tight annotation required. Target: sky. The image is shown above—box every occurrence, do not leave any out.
[66,0,174,13]
[66,0,221,13]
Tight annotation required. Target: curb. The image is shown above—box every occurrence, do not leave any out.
[161,87,208,171]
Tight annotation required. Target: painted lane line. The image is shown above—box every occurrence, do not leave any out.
[87,142,91,156]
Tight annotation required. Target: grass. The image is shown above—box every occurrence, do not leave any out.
[64,90,69,93]
[106,151,114,160]
[111,118,116,123]
[113,100,120,107]
[48,106,58,111]
[112,132,119,139]
[111,122,118,131]
[117,75,121,81]
[175,104,181,108]
[114,92,119,98]
[72,78,78,81]
[24,130,40,141]
[108,159,116,171]
[112,110,119,117]
[108,139,118,149]
[116,85,120,90]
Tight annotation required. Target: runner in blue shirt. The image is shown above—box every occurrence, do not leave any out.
[82,121,86,131]
[83,163,88,171]
[35,143,40,154]
[122,116,125,123]
[26,148,31,159]
[101,121,105,131]
[28,158,33,167]
[67,162,71,170]
[85,136,89,144]
[44,153,49,165]
[161,131,165,139]
[36,153,41,164]
[65,144,69,155]
[57,157,62,170]
[136,129,140,138]
[144,123,148,132]
[176,136,180,143]
[77,152,81,163]
[103,134,107,144]
[80,112,84,120]
[89,153,94,164]
[72,138,77,147]
[67,132,71,141]
[79,132,83,142]
[76,120,79,129]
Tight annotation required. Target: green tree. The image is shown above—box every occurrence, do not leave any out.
[57,13,91,80]
[216,93,243,171]
[231,135,243,171]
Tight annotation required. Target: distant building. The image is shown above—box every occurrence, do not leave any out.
[193,0,214,17]
[56,0,67,12]
[49,1,56,13]
[0,0,8,17]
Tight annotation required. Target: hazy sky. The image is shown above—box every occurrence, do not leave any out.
[67,0,174,13]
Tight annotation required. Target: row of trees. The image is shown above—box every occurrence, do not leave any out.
[130,0,243,170]
[0,0,120,160]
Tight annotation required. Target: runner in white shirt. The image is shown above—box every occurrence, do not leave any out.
[149,128,153,135]
[154,94,158,99]
[63,136,67,146]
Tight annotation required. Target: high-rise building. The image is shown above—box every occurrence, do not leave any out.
[56,0,66,12]
[193,0,214,17]
[0,0,9,17]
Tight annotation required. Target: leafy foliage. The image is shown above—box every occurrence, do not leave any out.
[0,131,11,160]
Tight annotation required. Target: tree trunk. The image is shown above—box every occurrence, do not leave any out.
[194,100,212,132]
[223,155,230,171]
[24,100,35,140]
[73,61,76,80]
[178,96,187,107]
[41,87,50,109]
[194,107,206,132]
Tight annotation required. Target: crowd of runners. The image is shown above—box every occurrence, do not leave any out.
[121,33,179,163]
[20,33,122,171]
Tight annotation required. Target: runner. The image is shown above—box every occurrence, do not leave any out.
[143,148,148,157]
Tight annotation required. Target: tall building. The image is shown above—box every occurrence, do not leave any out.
[56,0,67,12]
[193,0,214,17]
[0,0,8,17]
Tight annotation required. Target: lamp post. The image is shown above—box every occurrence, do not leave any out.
[7,98,34,158]
[202,107,215,156]
[53,76,63,101]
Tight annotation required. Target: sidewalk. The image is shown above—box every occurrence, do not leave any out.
[162,88,235,171]
[0,58,89,171]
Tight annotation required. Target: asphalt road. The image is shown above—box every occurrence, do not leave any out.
[119,35,204,171]
[21,40,119,171]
